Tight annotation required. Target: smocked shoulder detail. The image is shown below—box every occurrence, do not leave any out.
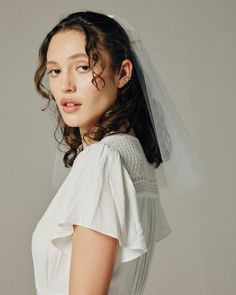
[102,141,144,178]
[76,134,159,195]
[97,135,159,194]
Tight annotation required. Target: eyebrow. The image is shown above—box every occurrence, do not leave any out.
[46,53,88,66]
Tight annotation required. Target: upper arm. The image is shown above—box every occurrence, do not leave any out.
[69,224,119,295]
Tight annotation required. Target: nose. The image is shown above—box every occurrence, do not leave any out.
[60,72,76,93]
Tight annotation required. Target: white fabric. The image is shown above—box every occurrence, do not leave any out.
[32,133,171,295]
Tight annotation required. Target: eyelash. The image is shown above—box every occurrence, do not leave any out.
[47,65,90,76]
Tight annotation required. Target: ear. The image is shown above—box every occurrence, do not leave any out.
[117,59,133,88]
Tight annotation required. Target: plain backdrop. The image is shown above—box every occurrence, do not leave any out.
[0,0,235,294]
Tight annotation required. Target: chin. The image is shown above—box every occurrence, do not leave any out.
[62,115,99,131]
[63,120,91,131]
[60,116,78,127]
[64,121,81,128]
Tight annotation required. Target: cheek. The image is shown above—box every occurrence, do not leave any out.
[48,79,59,98]
[79,77,105,104]
[80,76,105,93]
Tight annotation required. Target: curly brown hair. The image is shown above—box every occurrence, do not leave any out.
[34,10,171,169]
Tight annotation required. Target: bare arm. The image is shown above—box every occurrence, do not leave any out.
[69,224,119,295]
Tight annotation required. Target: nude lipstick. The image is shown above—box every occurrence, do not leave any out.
[61,98,82,113]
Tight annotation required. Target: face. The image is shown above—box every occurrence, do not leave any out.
[46,29,123,135]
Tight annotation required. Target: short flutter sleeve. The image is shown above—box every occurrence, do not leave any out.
[51,142,148,263]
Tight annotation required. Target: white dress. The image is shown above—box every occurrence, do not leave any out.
[31,133,172,295]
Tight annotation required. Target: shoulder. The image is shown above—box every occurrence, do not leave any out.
[76,141,121,162]
[83,134,144,163]
[70,138,157,194]
[73,135,146,181]
[75,133,143,163]
[72,141,123,177]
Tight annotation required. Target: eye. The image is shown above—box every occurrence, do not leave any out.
[77,65,90,73]
[47,69,60,77]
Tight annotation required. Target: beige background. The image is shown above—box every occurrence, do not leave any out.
[0,0,235,294]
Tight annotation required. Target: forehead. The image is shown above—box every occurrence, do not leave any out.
[46,29,110,65]
[47,30,86,59]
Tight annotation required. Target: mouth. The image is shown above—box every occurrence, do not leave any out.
[60,98,82,107]
[63,102,82,107]
[60,98,82,113]
[62,103,82,113]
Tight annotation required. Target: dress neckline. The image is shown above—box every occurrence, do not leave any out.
[79,132,139,153]
[101,132,139,143]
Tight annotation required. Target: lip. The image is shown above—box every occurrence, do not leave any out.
[60,98,82,106]
[62,104,82,113]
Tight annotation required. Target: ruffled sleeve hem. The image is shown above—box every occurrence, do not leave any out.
[51,221,148,263]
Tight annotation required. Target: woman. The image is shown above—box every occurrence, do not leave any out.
[31,11,173,295]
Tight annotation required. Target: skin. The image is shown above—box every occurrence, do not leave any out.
[46,29,134,295]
